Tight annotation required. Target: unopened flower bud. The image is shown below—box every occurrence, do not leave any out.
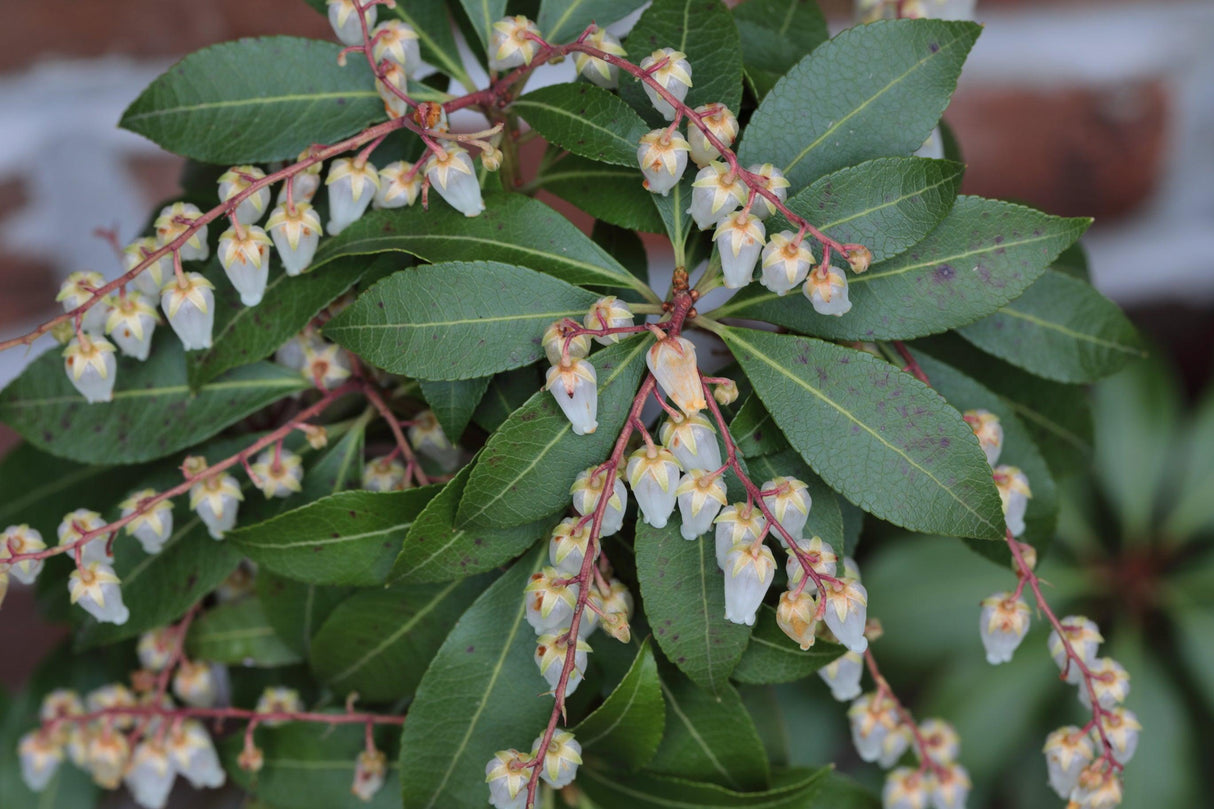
[489,16,542,71]
[326,158,379,235]
[106,292,159,361]
[786,536,837,593]
[173,660,219,707]
[993,465,1031,537]
[162,272,216,350]
[1043,725,1094,799]
[639,49,692,121]
[534,633,591,697]
[1079,657,1130,710]
[570,466,627,537]
[376,60,410,119]
[123,238,172,299]
[687,103,739,167]
[883,767,933,809]
[574,26,626,87]
[930,763,971,809]
[547,358,598,435]
[805,263,852,317]
[189,473,243,539]
[1048,616,1104,684]
[637,129,690,196]
[57,271,111,333]
[1013,541,1037,573]
[352,748,387,802]
[978,592,1029,665]
[714,503,766,569]
[255,687,302,726]
[715,211,766,289]
[542,320,591,366]
[583,296,633,345]
[63,335,117,403]
[125,740,176,809]
[167,721,226,788]
[238,744,264,773]
[58,508,110,565]
[120,490,174,554]
[426,146,484,217]
[627,445,682,529]
[266,202,323,276]
[846,244,873,274]
[363,455,406,491]
[648,335,706,414]
[762,477,812,544]
[1,524,46,584]
[676,470,727,539]
[69,562,129,624]
[18,731,63,793]
[660,413,721,471]
[747,164,790,219]
[689,162,745,230]
[485,749,529,809]
[50,321,75,345]
[599,579,634,643]
[374,161,423,210]
[962,409,1003,467]
[821,577,869,653]
[280,150,324,206]
[327,0,377,47]
[481,147,504,172]
[154,202,208,262]
[218,166,270,225]
[760,231,814,295]
[713,378,739,405]
[532,729,582,788]
[777,589,819,650]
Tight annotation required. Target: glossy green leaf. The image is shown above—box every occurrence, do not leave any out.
[419,376,491,441]
[719,327,1005,539]
[537,154,665,233]
[959,270,1146,383]
[635,519,752,694]
[735,0,829,101]
[120,37,384,164]
[777,157,964,262]
[473,366,544,433]
[514,84,649,167]
[580,766,830,809]
[310,574,491,702]
[457,0,506,49]
[1052,241,1090,281]
[621,0,743,120]
[0,336,306,465]
[311,192,652,296]
[652,174,697,264]
[592,221,650,284]
[186,598,302,667]
[806,774,881,809]
[257,572,354,658]
[730,395,786,457]
[732,605,845,685]
[715,197,1090,342]
[227,488,437,585]
[572,639,665,770]
[398,548,549,808]
[457,337,648,528]
[389,460,549,584]
[538,0,648,42]
[738,19,979,189]
[325,261,598,379]
[223,722,401,809]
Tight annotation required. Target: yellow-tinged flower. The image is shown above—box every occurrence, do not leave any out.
[647,335,706,414]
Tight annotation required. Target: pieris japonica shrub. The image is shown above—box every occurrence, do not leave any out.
[0,1,1152,808]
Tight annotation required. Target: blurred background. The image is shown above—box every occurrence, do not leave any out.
[0,1,1212,807]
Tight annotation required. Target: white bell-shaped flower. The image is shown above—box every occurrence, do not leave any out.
[762,477,812,545]
[918,718,961,766]
[569,467,627,537]
[327,0,376,46]
[534,633,591,698]
[18,731,62,793]
[255,686,302,726]
[1047,615,1103,684]
[929,763,971,809]
[63,335,117,403]
[776,589,819,650]
[714,503,766,569]
[584,296,634,345]
[352,748,388,802]
[106,293,159,361]
[660,413,721,472]
[69,561,129,624]
[546,358,598,435]
[280,152,324,206]
[1043,726,1094,799]
[715,211,766,289]
[962,409,1003,466]
[137,628,174,671]
[375,161,423,209]
[86,683,136,729]
[760,231,814,295]
[249,448,304,499]
[848,693,898,763]
[409,410,461,471]
[993,465,1031,537]
[484,749,529,809]
[363,455,406,491]
[747,164,791,219]
[821,577,868,653]
[1070,761,1123,809]
[218,166,270,225]
[626,445,682,529]
[1,524,46,584]
[189,472,244,539]
[371,20,421,71]
[805,263,852,316]
[1102,706,1141,765]
[819,650,865,701]
[689,162,745,230]
[161,272,216,350]
[84,726,131,789]
[167,720,226,788]
[303,341,353,390]
[41,689,85,727]
[489,15,542,71]
[57,271,111,333]
[154,202,209,262]
[548,517,593,575]
[787,537,837,594]
[574,26,626,87]
[978,592,1030,664]
[376,60,410,119]
[687,103,739,167]
[218,225,272,306]
[266,201,322,276]
[119,490,174,554]
[878,725,912,768]
[525,567,579,634]
[123,238,173,299]
[637,129,690,196]
[676,470,727,539]
[639,49,692,120]
[275,329,324,371]
[326,157,379,235]
[1078,657,1130,710]
[125,741,176,809]
[425,146,485,217]
[883,767,933,809]
[532,729,582,789]
[648,335,706,414]
[543,320,591,366]
[723,541,775,626]
[58,508,111,565]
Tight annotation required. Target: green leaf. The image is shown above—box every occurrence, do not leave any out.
[538,154,666,233]
[389,460,549,584]
[457,0,506,49]
[312,192,652,296]
[227,488,437,585]
[806,774,881,809]
[223,722,401,809]
[646,670,771,791]
[457,337,649,528]
[621,0,743,119]
[473,366,544,432]
[572,638,665,770]
[731,605,845,685]
[309,574,491,702]
[325,261,598,379]
[186,598,302,667]
[0,335,306,465]
[730,395,786,457]
[580,766,830,809]
[738,19,979,189]
[1052,241,1090,281]
[959,270,1146,383]
[635,519,752,694]
[538,0,648,43]
[419,376,491,442]
[398,548,550,809]
[514,84,649,167]
[652,174,697,263]
[718,327,1005,539]
[386,1,474,89]
[1165,386,1214,538]
[1172,606,1214,714]
[735,0,829,101]
[120,37,384,164]
[257,572,354,658]
[188,254,396,388]
[592,221,650,284]
[715,197,1090,342]
[777,157,964,262]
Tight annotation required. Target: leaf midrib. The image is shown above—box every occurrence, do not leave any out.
[0,375,303,409]
[990,307,1145,356]
[232,522,409,550]
[326,307,587,332]
[513,96,639,164]
[658,679,738,790]
[124,91,378,122]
